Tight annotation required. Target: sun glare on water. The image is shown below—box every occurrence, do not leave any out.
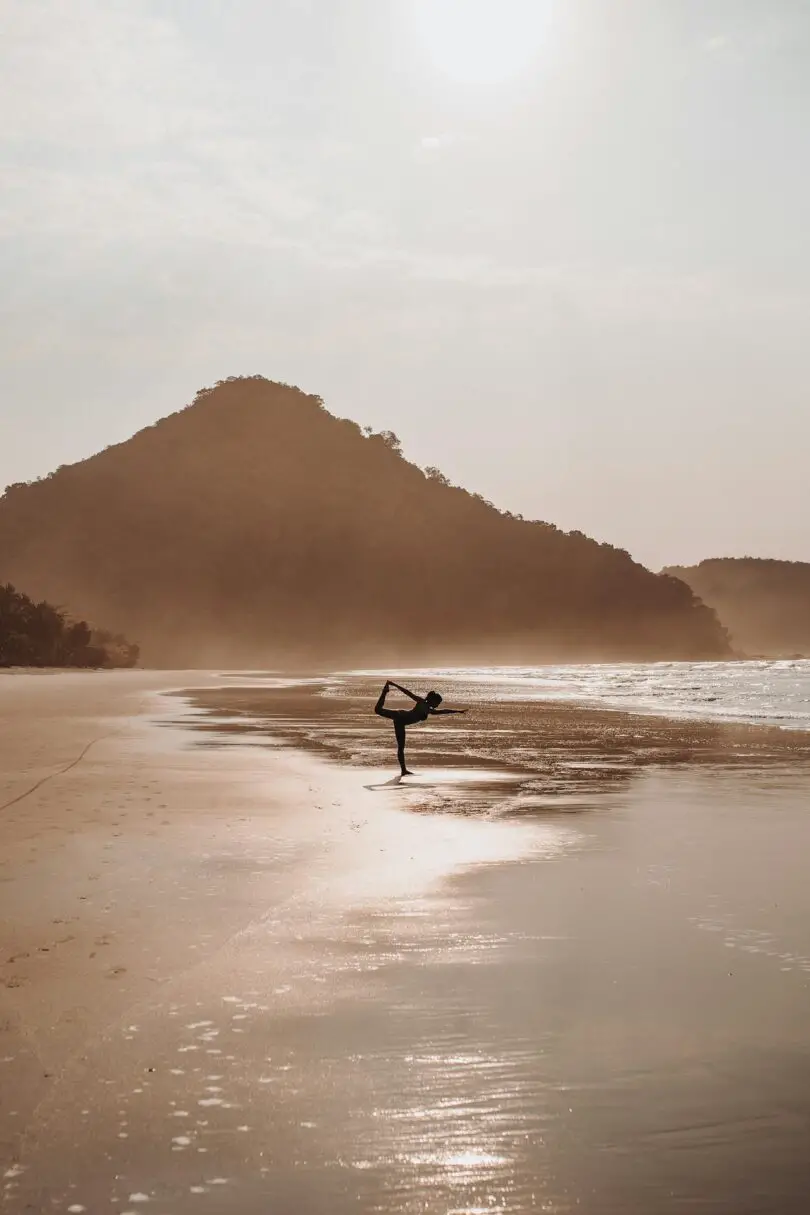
[412,0,550,85]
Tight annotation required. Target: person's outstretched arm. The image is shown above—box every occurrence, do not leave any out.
[431,708,467,715]
[389,681,423,704]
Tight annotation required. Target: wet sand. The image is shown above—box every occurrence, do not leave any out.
[3,672,810,1213]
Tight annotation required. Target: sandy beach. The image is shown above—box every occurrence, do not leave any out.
[3,671,810,1213]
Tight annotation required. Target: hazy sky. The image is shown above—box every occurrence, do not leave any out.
[2,0,808,568]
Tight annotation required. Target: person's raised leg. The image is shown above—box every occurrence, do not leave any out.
[375,681,394,718]
[395,718,413,776]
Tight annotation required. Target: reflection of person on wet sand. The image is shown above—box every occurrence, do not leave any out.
[374,680,467,777]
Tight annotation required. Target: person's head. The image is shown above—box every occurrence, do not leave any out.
[425,690,443,709]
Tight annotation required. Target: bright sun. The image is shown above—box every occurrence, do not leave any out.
[411,0,549,86]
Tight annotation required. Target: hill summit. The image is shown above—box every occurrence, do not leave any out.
[0,377,730,666]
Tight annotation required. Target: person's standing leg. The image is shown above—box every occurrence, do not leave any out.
[394,717,411,776]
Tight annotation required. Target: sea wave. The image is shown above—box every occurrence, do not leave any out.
[347,660,810,731]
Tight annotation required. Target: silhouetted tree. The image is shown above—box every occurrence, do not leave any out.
[367,429,403,454]
[0,583,138,668]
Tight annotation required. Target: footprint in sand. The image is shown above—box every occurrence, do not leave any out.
[106,966,127,979]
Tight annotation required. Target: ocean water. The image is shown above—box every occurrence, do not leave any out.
[348,659,810,730]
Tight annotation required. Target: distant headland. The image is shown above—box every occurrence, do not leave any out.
[665,558,810,660]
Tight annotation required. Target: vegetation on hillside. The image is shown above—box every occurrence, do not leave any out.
[0,583,139,668]
[0,377,730,666]
[665,558,810,657]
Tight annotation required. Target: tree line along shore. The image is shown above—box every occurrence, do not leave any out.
[0,582,138,669]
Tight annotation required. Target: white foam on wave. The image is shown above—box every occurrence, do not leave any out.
[348,660,810,730]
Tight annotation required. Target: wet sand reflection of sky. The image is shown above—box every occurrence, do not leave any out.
[9,677,809,1213]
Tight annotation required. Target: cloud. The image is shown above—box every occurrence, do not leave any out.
[415,131,474,160]
[701,33,745,61]
[0,4,477,281]
[703,34,730,52]
[0,1,410,277]
[0,0,211,148]
[700,9,809,61]
[419,133,456,150]
[0,1,338,243]
[4,0,806,330]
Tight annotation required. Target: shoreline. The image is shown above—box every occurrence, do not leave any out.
[5,658,810,735]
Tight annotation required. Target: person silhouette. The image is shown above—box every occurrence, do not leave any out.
[374,680,467,776]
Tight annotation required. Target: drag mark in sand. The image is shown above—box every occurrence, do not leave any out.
[0,730,124,814]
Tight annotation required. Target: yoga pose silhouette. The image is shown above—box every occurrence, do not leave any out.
[374,680,467,776]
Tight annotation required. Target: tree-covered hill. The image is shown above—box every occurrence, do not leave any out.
[0,377,730,667]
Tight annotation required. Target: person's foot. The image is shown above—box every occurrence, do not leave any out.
[401,769,415,777]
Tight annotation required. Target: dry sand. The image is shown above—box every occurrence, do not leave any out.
[1,673,268,1137]
[0,674,328,1158]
